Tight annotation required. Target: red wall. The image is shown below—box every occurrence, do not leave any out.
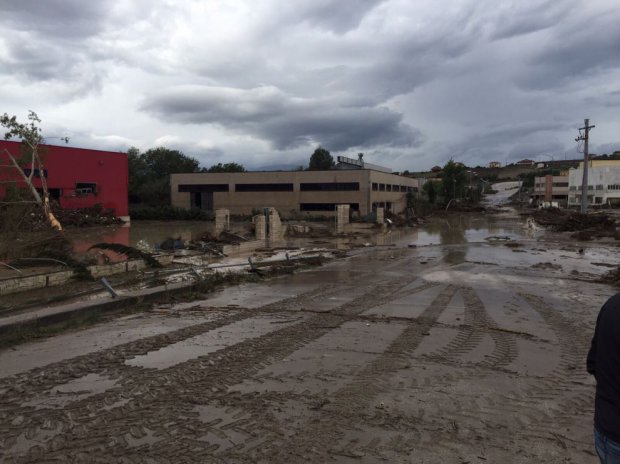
[0,140,128,216]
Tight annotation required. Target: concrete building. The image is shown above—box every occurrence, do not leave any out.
[170,169,422,217]
[568,160,620,207]
[531,174,569,206]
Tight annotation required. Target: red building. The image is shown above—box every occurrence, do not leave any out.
[0,140,129,220]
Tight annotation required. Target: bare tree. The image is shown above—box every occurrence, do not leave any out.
[0,111,63,231]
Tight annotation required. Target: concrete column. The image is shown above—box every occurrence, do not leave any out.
[376,207,384,224]
[215,209,230,236]
[253,214,267,240]
[336,204,350,233]
[267,207,283,241]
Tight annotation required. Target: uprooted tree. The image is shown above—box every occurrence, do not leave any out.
[0,111,63,231]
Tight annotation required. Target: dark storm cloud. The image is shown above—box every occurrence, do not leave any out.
[142,85,421,151]
[0,0,109,38]
[445,121,571,165]
[294,0,386,34]
[517,8,620,90]
[488,0,575,40]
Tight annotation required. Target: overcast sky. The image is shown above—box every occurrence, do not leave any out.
[1,0,619,171]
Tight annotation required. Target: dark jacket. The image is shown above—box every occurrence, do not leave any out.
[587,292,620,443]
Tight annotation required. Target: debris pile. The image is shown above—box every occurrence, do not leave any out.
[530,208,618,240]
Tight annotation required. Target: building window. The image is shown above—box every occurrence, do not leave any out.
[552,182,569,187]
[300,203,336,211]
[393,184,399,192]
[379,183,385,191]
[609,185,620,191]
[75,182,97,195]
[372,183,378,191]
[596,184,604,190]
[235,183,293,192]
[400,185,407,192]
[178,184,229,192]
[300,182,359,191]
[588,185,594,190]
[569,186,577,191]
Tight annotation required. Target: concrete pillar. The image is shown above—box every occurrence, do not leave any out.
[215,209,230,236]
[336,204,350,233]
[253,214,267,240]
[376,207,384,224]
[267,207,283,241]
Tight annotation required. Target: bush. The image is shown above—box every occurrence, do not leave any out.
[129,205,213,220]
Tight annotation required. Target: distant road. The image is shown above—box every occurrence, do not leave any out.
[484,181,522,206]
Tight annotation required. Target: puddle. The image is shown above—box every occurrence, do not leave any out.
[125,315,302,370]
[23,373,117,409]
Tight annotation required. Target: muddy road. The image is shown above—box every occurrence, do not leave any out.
[0,204,615,462]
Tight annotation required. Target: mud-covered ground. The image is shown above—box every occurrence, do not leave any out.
[0,189,616,463]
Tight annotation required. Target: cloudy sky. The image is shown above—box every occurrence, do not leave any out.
[1,0,619,171]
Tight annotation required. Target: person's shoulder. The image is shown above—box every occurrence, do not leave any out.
[602,292,620,314]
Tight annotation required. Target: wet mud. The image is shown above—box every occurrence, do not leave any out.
[0,188,615,463]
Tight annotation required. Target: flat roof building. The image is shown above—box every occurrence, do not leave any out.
[0,140,129,220]
[170,169,422,217]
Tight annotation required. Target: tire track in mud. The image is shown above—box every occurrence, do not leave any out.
[406,278,595,453]
[513,291,595,434]
[420,285,518,370]
[1,270,442,462]
[235,284,460,463]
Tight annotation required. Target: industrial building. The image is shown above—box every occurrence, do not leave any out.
[0,140,129,220]
[170,157,421,217]
[531,174,569,207]
[568,160,620,207]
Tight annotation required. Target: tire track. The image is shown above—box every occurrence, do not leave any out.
[1,272,440,462]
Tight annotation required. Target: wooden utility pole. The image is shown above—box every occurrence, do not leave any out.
[576,118,595,214]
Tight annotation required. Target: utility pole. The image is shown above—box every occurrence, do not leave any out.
[575,118,595,214]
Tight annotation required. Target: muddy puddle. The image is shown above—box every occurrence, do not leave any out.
[125,314,302,370]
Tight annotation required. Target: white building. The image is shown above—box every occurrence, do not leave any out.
[568,160,620,207]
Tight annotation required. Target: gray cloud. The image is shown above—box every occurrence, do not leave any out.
[0,0,109,38]
[517,7,620,90]
[142,85,422,151]
[0,0,618,171]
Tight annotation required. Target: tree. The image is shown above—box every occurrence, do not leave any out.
[423,180,437,204]
[0,111,63,230]
[439,159,467,203]
[128,147,201,205]
[308,147,334,170]
[203,162,245,173]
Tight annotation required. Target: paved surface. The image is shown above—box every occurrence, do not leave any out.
[0,222,612,463]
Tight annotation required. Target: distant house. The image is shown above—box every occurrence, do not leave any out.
[489,161,501,168]
[516,159,535,167]
[0,140,129,220]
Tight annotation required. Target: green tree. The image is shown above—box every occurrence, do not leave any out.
[308,146,334,170]
[128,147,200,205]
[423,180,437,204]
[203,162,245,173]
[440,159,467,203]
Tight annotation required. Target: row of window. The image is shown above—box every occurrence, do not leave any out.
[569,185,620,191]
[299,203,360,211]
[536,182,568,188]
[179,182,395,193]
[371,183,415,192]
